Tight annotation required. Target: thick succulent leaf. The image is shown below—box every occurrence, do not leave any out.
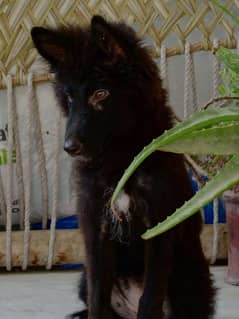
[159,122,239,155]
[142,155,239,239]
[111,107,239,208]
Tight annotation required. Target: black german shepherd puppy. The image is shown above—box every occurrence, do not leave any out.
[31,16,215,319]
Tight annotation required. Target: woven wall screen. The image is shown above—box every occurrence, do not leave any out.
[0,0,239,79]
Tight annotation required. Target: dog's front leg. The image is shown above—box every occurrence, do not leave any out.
[137,234,173,319]
[84,226,115,319]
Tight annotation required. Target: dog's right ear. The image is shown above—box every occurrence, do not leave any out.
[31,27,67,66]
[91,15,125,62]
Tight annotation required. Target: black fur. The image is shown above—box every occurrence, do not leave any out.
[31,16,215,319]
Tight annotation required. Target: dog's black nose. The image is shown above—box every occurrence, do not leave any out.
[64,138,82,156]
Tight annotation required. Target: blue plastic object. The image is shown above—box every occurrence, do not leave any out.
[31,215,79,230]
[191,175,226,224]
[31,173,226,231]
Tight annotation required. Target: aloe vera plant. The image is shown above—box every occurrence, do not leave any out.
[110,107,239,238]
[142,155,239,239]
[111,0,239,239]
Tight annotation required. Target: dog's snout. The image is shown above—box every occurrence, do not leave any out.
[64,138,82,156]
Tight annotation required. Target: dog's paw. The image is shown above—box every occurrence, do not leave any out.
[65,313,80,319]
[65,310,88,319]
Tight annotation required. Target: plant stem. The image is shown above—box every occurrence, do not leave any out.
[203,96,239,109]
[184,155,207,186]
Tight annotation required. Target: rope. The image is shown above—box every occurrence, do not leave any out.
[191,52,198,114]
[22,73,34,270]
[160,44,168,89]
[209,40,221,264]
[6,74,14,271]
[14,95,25,231]
[184,43,190,119]
[210,199,219,264]
[212,39,220,100]
[184,42,198,119]
[46,109,61,269]
[0,170,6,226]
[31,84,49,229]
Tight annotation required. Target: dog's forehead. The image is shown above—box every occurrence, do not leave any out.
[54,30,115,90]
[56,65,106,94]
[59,51,105,83]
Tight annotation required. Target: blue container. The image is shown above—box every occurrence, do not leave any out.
[31,215,79,230]
[191,175,226,224]
[31,173,226,231]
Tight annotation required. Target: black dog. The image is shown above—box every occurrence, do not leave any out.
[31,15,215,319]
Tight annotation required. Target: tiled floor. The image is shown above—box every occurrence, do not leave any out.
[0,266,237,319]
[213,267,239,319]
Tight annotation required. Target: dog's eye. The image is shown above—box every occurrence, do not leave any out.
[88,89,110,111]
[94,89,109,100]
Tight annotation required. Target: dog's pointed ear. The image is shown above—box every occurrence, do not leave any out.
[31,27,67,66]
[91,15,124,61]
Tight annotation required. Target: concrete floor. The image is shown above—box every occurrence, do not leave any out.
[0,267,237,319]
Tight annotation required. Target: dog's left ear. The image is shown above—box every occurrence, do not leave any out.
[31,27,68,67]
[91,15,125,61]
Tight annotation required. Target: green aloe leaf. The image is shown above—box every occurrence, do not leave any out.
[142,155,239,239]
[159,122,239,155]
[111,107,239,209]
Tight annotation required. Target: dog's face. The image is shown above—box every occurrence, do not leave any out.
[31,16,142,161]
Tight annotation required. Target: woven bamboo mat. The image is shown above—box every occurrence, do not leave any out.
[0,0,239,86]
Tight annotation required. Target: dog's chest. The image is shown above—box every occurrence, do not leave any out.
[112,173,153,217]
[114,190,131,215]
